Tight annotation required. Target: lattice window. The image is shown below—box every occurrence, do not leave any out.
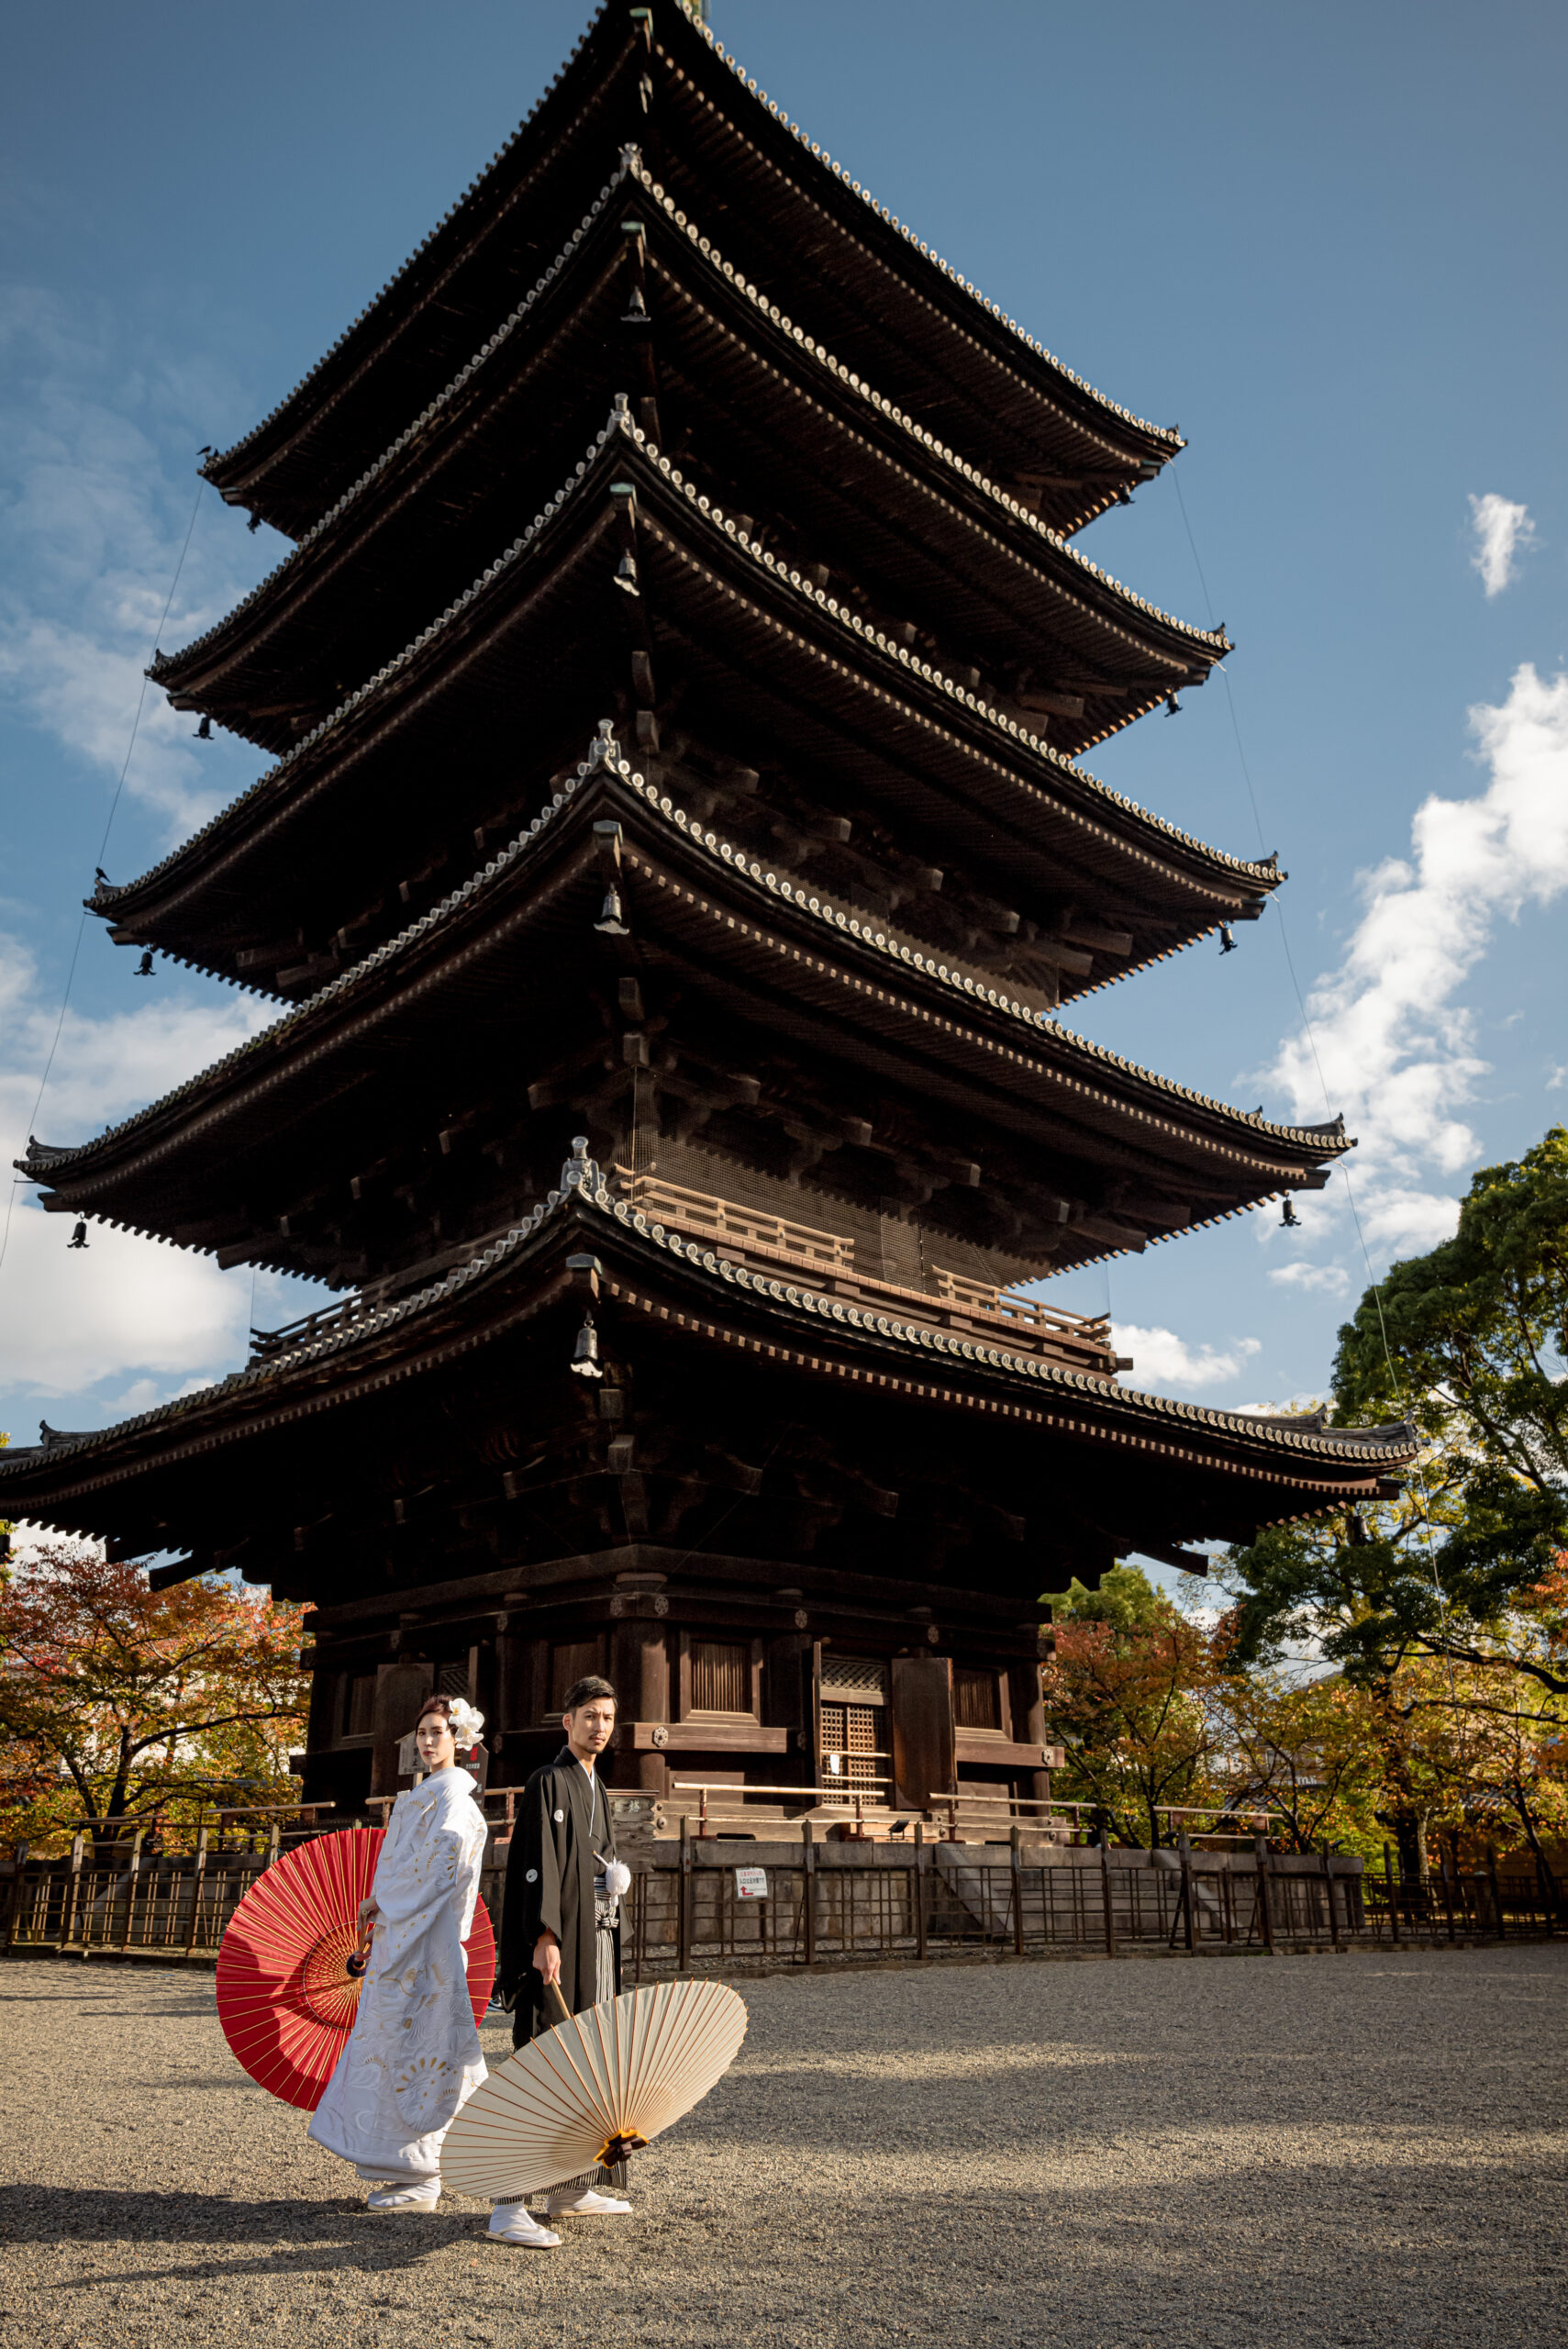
[819,1698,887,1806]
[690,1640,751,1714]
[953,1666,1001,1731]
[819,1655,890,1704]
[436,1659,470,1697]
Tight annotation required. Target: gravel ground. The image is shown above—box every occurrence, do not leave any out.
[1,1944,1564,2349]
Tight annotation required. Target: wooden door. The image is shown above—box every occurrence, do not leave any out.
[890,1654,955,1811]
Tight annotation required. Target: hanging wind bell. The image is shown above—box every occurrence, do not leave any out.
[570,1315,604,1379]
[67,1220,90,1250]
[135,951,155,978]
[1218,925,1237,953]
[595,885,630,937]
[1280,1198,1301,1229]
[194,715,213,740]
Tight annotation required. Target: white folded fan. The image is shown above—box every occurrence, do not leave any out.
[442,1976,747,2198]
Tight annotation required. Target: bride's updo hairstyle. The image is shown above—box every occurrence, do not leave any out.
[415,1694,485,1759]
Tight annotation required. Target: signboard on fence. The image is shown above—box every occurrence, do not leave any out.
[734,1866,768,1900]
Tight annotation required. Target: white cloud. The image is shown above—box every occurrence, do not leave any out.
[1468,493,1536,598]
[0,932,297,1428]
[1115,1325,1261,1394]
[1269,662,1568,1264]
[0,285,272,843]
[1267,1261,1351,1296]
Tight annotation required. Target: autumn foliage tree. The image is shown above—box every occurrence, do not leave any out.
[1039,1565,1223,1846]
[0,1541,309,1854]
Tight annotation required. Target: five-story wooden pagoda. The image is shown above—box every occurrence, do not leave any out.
[4,0,1412,1828]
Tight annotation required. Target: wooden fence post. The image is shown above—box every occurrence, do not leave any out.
[118,1831,145,1953]
[801,1819,817,1968]
[912,1821,926,1963]
[1098,1831,1118,1958]
[1177,1834,1197,1954]
[184,1827,210,1956]
[3,1845,30,1953]
[1321,1843,1341,1950]
[1440,1843,1457,1943]
[1254,1835,1275,1954]
[61,1832,85,1951]
[1009,1824,1025,1956]
[1383,1844,1400,1944]
[677,1817,692,1976]
[1486,1843,1507,1940]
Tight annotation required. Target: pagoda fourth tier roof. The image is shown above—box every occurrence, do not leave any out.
[153,159,1224,763]
[202,0,1179,541]
[151,151,1224,762]
[0,1179,1416,1567]
[37,740,1344,1284]
[102,416,1271,1004]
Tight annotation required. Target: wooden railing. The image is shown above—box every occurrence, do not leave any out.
[613,1171,854,1275]
[931,1267,1111,1346]
[614,1171,1118,1371]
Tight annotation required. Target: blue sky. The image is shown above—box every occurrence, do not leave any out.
[2,0,1564,1472]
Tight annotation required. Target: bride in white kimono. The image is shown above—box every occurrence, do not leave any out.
[309,1695,490,2210]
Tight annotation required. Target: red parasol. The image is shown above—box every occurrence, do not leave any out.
[217,1827,495,2110]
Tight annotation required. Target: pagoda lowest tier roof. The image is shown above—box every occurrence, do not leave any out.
[204,0,1180,540]
[0,1179,1417,1572]
[152,151,1223,762]
[36,740,1343,1284]
[102,414,1271,1003]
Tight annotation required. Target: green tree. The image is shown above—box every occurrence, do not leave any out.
[1228,1130,1568,1700]
[1040,1565,1222,1846]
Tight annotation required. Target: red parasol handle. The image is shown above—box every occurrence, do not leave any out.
[344,1919,375,1979]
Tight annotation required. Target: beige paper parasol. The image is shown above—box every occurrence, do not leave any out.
[441,1976,747,2198]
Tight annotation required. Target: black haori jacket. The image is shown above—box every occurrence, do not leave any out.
[499,1747,620,2044]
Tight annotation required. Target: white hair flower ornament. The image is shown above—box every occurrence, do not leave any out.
[446,1698,484,1744]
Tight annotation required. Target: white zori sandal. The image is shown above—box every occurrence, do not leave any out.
[487,2202,562,2247]
[545,2188,633,2216]
[362,2178,440,2211]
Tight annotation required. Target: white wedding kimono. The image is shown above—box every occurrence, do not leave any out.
[309,1765,489,2182]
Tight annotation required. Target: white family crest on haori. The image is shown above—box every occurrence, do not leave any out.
[308,1766,490,2180]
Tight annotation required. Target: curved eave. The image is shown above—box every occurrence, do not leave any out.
[35,751,1341,1270]
[202,0,1178,533]
[0,1185,1415,1530]
[99,414,1271,982]
[152,161,1220,758]
[200,6,642,529]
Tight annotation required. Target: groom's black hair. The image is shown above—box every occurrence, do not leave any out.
[562,1675,617,1714]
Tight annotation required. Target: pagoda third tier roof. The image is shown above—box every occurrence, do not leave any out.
[34,740,1345,1283]
[151,152,1223,763]
[99,416,1273,1005]
[202,0,1180,541]
[0,1180,1416,1567]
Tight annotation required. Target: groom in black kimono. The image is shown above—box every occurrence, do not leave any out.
[495,1674,629,2233]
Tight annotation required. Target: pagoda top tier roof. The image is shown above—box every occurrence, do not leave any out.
[37,736,1344,1277]
[201,0,1182,539]
[150,150,1223,762]
[99,413,1267,1002]
[0,1173,1415,1554]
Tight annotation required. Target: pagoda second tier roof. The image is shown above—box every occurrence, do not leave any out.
[0,1178,1415,1558]
[151,152,1222,762]
[37,740,1344,1277]
[201,0,1180,540]
[102,415,1271,1001]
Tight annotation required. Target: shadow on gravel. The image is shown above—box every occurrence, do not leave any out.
[0,2185,494,2278]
